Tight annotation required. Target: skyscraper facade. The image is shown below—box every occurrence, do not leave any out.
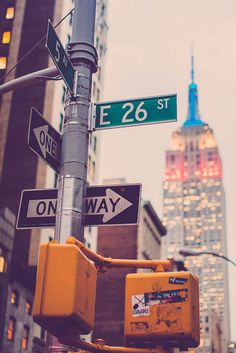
[161,58,230,353]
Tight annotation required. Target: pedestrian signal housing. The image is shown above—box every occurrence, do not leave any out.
[33,242,97,338]
[125,271,199,349]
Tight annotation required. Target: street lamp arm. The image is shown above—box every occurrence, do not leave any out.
[179,248,236,267]
[210,253,236,267]
[0,66,59,95]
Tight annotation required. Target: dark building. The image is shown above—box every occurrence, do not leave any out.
[0,208,15,351]
[0,0,58,268]
[93,200,166,346]
[0,207,44,353]
[0,2,62,352]
[3,264,36,353]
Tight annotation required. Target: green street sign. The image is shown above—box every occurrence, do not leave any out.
[95,94,177,130]
[46,20,74,94]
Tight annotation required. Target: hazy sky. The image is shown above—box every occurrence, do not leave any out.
[98,0,236,341]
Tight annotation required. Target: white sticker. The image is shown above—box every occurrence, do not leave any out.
[131,294,150,317]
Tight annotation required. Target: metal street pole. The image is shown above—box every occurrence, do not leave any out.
[55,0,97,243]
[45,0,98,352]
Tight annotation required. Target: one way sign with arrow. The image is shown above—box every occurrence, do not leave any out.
[16,183,141,229]
[85,184,141,226]
[28,107,61,173]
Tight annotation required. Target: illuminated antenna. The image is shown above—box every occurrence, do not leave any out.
[191,44,195,83]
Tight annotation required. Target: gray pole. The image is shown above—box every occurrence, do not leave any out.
[55,0,97,244]
[45,0,97,352]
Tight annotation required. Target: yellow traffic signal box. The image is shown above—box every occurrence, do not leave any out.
[125,271,199,349]
[33,242,97,338]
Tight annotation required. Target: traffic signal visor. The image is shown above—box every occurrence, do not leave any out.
[33,242,97,338]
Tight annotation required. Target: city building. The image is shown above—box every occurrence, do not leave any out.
[228,342,236,353]
[0,208,15,352]
[161,57,230,353]
[0,0,107,351]
[93,185,166,346]
[211,309,223,353]
[0,207,43,353]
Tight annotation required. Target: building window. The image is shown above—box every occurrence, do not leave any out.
[93,136,97,153]
[25,301,32,315]
[40,327,46,340]
[196,154,200,165]
[0,57,7,69]
[92,81,96,97]
[2,31,11,44]
[92,161,96,178]
[61,85,66,103]
[98,66,101,81]
[10,290,19,306]
[88,155,91,174]
[208,151,213,161]
[0,255,6,272]
[59,113,63,132]
[7,317,16,341]
[54,173,58,188]
[21,326,29,349]
[69,11,73,26]
[101,3,106,16]
[96,88,100,101]
[6,7,14,19]
[99,44,103,57]
[96,36,99,49]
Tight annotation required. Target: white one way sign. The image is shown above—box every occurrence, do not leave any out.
[85,188,132,223]
[28,107,61,173]
[33,125,60,161]
[16,184,141,229]
[27,198,57,218]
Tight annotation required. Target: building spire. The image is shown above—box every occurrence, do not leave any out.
[183,54,204,127]
[191,54,194,83]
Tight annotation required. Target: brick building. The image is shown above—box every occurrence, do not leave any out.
[93,200,166,346]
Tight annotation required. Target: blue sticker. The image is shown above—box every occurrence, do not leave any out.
[169,277,188,285]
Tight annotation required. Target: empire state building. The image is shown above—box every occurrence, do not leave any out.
[161,58,230,353]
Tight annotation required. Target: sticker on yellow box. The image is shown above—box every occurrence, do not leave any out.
[131,294,150,317]
[144,289,188,306]
[169,277,188,285]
